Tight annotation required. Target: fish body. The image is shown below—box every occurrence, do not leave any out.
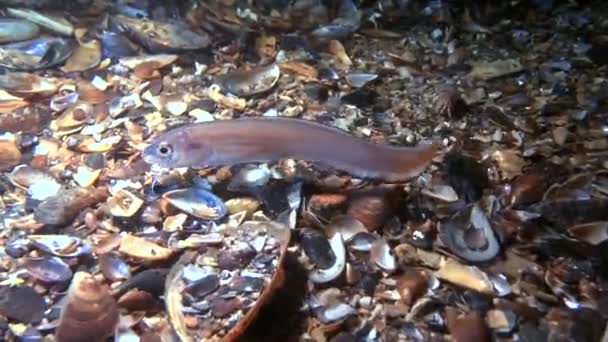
[142,117,438,182]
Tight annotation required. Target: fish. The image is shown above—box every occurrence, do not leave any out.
[142,117,439,183]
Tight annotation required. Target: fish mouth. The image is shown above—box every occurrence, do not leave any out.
[141,144,159,165]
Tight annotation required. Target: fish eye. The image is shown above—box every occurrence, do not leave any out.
[156,142,173,158]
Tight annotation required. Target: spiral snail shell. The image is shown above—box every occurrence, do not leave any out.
[56,271,119,342]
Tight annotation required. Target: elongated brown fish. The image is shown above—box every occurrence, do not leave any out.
[142,117,438,182]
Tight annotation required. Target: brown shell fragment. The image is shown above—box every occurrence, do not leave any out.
[446,307,491,342]
[396,270,429,305]
[346,189,395,232]
[568,221,608,245]
[434,86,468,119]
[0,138,21,171]
[34,187,109,226]
[0,104,52,133]
[119,234,174,262]
[62,39,102,73]
[509,172,548,207]
[56,271,119,342]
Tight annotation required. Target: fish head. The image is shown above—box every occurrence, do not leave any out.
[142,125,213,169]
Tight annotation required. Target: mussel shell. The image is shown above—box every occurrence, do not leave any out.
[9,164,58,189]
[24,257,73,283]
[0,36,75,71]
[111,15,210,52]
[29,235,91,258]
[0,285,47,323]
[56,272,119,342]
[369,237,397,272]
[299,228,336,270]
[98,30,139,58]
[184,274,220,302]
[0,18,40,43]
[99,252,131,282]
[162,187,227,220]
[219,63,281,97]
[438,204,500,263]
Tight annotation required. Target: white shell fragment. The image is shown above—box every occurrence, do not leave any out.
[370,237,397,272]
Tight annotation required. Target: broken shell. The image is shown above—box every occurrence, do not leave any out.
[491,149,526,180]
[309,232,346,283]
[24,257,73,284]
[0,36,75,71]
[370,237,397,272]
[75,135,122,153]
[227,164,272,190]
[108,189,144,217]
[7,8,74,36]
[309,288,355,324]
[72,166,101,187]
[0,18,39,43]
[300,228,336,269]
[34,187,108,226]
[345,72,378,88]
[56,271,119,342]
[50,90,79,112]
[446,307,491,342]
[162,94,188,116]
[99,252,131,282]
[279,61,318,79]
[109,93,142,118]
[397,270,429,305]
[184,274,220,301]
[62,39,102,73]
[220,63,281,97]
[98,30,139,58]
[509,171,548,207]
[217,243,257,270]
[328,40,352,67]
[327,215,367,242]
[162,187,227,221]
[119,54,178,70]
[348,231,377,252]
[434,86,468,119]
[224,197,261,217]
[77,80,109,104]
[52,102,95,130]
[207,84,246,110]
[346,190,394,232]
[92,234,122,255]
[436,259,495,295]
[468,58,524,81]
[119,234,174,262]
[568,221,608,245]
